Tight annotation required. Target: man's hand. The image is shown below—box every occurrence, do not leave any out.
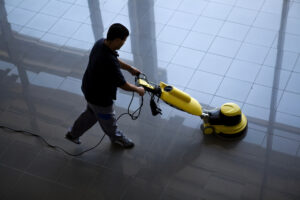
[120,82,145,96]
[129,67,141,76]
[136,87,145,96]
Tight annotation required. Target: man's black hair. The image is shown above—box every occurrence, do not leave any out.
[107,23,129,41]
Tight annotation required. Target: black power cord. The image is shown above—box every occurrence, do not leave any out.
[117,91,144,121]
[0,92,144,157]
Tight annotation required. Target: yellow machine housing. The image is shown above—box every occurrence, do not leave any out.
[159,82,203,116]
[137,77,247,138]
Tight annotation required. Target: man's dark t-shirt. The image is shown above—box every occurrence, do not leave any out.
[81,39,126,106]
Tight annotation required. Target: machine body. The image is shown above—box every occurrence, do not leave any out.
[136,75,248,137]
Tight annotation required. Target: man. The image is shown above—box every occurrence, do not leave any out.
[66,23,145,148]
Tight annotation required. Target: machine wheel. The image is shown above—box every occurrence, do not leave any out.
[203,126,215,135]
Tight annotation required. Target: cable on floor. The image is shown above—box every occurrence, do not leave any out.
[0,92,143,156]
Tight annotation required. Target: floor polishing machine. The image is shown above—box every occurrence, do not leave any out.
[135,74,248,138]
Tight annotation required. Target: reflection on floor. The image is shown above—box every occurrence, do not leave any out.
[1,0,300,199]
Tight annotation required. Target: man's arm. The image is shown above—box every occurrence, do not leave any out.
[119,59,141,76]
[120,82,145,96]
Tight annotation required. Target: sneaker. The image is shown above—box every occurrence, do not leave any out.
[110,135,134,148]
[65,132,81,144]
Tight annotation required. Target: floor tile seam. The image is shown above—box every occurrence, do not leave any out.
[169,170,216,186]
[155,166,179,200]
[155,38,208,54]
[203,2,243,62]
[247,115,300,136]
[234,1,269,12]
[54,157,101,190]
[204,50,269,67]
[2,0,24,8]
[193,4,241,105]
[0,136,13,159]
[167,0,218,55]
[219,23,268,42]
[183,1,229,96]
[14,0,49,14]
[224,94,272,109]
[161,176,208,198]
[56,75,72,91]
[192,67,256,85]
[127,5,180,68]
[53,156,77,185]
[71,155,116,172]
[188,162,218,174]
[0,163,25,200]
[155,0,206,43]
[212,93,243,105]
[267,131,300,143]
[263,54,300,72]
[39,2,74,18]
[201,1,242,23]
[3,3,19,16]
[167,61,205,73]
[157,23,205,34]
[261,187,300,200]
[222,63,264,83]
[6,9,36,32]
[17,1,106,48]
[190,5,258,26]
[9,0,73,34]
[17,3,75,51]
[101,2,129,21]
[166,40,298,70]
[0,110,45,131]
[208,171,248,186]
[281,64,300,89]
[119,176,143,200]
[251,12,300,34]
[252,23,300,34]
[225,17,259,27]
[39,32,71,47]
[225,32,281,49]
[272,32,300,46]
[243,85,285,100]
[154,1,186,72]
[291,53,300,72]
[156,4,203,17]
[271,2,299,111]
[261,5,294,16]
[21,168,73,190]
[0,162,26,174]
[282,76,300,96]
[17,26,72,47]
[11,148,72,189]
[242,58,272,108]
[44,19,88,50]
[210,0,239,7]
[231,0,271,110]
[23,143,54,174]
[244,100,300,119]
[170,10,282,40]
[153,0,185,13]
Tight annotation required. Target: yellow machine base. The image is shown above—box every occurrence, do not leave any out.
[201,114,248,138]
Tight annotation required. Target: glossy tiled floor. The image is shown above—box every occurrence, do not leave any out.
[1,0,300,199]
